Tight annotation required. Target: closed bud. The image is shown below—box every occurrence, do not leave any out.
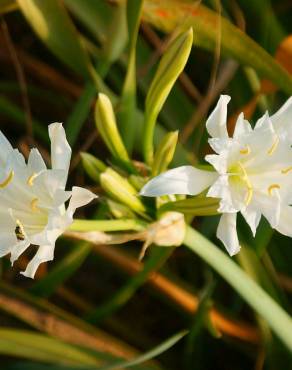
[143,28,193,164]
[152,131,178,176]
[100,168,146,215]
[107,199,135,219]
[95,93,130,162]
[81,152,107,182]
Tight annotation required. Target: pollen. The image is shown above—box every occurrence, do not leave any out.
[27,173,38,186]
[16,219,26,239]
[267,136,279,155]
[31,198,40,212]
[268,184,280,195]
[281,166,292,174]
[0,170,14,188]
[240,146,250,155]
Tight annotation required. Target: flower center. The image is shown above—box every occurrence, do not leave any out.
[228,161,253,206]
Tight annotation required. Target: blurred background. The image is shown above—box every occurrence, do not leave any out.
[0,0,292,369]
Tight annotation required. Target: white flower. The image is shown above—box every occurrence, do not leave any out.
[140,96,292,255]
[0,123,97,278]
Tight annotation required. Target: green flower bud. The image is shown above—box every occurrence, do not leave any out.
[143,28,193,164]
[81,152,107,182]
[129,174,147,191]
[100,168,147,215]
[152,131,178,176]
[95,93,130,162]
[107,199,135,219]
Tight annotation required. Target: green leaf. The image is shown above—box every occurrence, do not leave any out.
[143,0,292,95]
[158,196,219,216]
[184,226,292,352]
[17,0,92,78]
[0,328,100,365]
[98,329,188,370]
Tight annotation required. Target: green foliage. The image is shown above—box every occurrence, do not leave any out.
[1,1,292,368]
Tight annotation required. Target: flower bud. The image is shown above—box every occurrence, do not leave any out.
[81,152,107,182]
[152,131,178,176]
[95,93,130,162]
[143,28,193,164]
[100,168,146,215]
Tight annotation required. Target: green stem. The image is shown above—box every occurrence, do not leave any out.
[69,219,147,232]
[184,226,292,352]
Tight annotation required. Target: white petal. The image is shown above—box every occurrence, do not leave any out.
[20,244,55,279]
[140,166,217,197]
[208,137,233,154]
[28,148,47,172]
[252,190,281,229]
[207,175,238,213]
[206,95,230,138]
[233,113,252,139]
[0,131,13,166]
[270,97,292,136]
[10,240,30,265]
[67,186,97,217]
[216,213,240,256]
[276,205,292,237]
[205,153,227,174]
[241,206,261,237]
[48,122,72,187]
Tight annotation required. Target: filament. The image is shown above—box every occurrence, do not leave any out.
[0,170,14,188]
[27,173,38,186]
[267,136,279,155]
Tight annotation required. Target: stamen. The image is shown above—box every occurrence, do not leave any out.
[240,146,250,155]
[238,162,254,205]
[27,173,38,186]
[281,166,292,174]
[31,198,39,212]
[268,184,280,195]
[0,170,14,188]
[267,136,279,155]
[245,187,253,206]
[16,219,26,239]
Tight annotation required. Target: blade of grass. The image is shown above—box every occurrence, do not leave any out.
[184,226,292,352]
[0,328,101,365]
[17,0,92,78]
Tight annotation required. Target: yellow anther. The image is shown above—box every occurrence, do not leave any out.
[267,136,279,155]
[0,170,14,188]
[27,173,38,186]
[268,184,280,195]
[239,146,250,155]
[30,198,39,212]
[281,166,292,174]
